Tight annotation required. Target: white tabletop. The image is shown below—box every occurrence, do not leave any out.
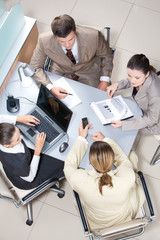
[0,62,141,169]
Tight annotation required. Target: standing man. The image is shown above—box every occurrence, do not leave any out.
[30,14,113,98]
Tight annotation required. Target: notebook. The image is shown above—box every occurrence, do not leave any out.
[16,84,73,153]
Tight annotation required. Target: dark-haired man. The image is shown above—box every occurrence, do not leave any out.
[30,14,113,98]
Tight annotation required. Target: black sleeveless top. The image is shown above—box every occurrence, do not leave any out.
[0,140,64,190]
[0,140,33,189]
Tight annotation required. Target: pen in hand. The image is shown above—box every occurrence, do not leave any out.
[59,91,73,96]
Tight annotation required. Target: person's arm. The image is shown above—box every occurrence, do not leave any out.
[20,155,40,182]
[106,138,133,168]
[21,132,46,182]
[30,36,68,99]
[96,31,113,91]
[122,96,160,131]
[30,35,52,88]
[16,115,40,126]
[92,132,132,168]
[64,122,90,183]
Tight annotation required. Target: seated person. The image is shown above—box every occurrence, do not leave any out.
[107,54,160,135]
[0,115,64,190]
[64,122,145,231]
[30,14,114,98]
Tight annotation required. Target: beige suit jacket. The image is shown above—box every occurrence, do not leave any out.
[30,26,113,88]
[64,138,145,231]
[117,71,160,135]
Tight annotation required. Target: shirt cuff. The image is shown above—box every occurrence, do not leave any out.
[103,137,110,142]
[47,83,54,90]
[100,76,110,82]
[78,136,88,144]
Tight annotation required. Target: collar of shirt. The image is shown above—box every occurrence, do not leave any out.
[62,37,79,63]
[0,141,25,153]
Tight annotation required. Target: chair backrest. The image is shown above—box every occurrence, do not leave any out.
[74,171,155,240]
[0,162,33,204]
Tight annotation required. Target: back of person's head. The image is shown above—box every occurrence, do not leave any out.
[89,141,114,195]
[0,123,15,145]
[51,14,76,38]
[127,54,156,74]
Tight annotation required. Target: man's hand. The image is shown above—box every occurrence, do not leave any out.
[97,81,109,91]
[16,115,40,126]
[111,120,122,128]
[79,122,92,139]
[106,83,118,98]
[92,131,105,141]
[34,132,46,156]
[50,87,68,99]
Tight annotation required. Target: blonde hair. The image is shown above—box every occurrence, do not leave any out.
[89,141,114,195]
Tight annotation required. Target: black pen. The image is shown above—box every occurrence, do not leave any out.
[60,91,73,96]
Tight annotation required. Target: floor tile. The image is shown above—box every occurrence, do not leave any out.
[71,0,132,46]
[116,5,160,61]
[28,204,86,240]
[0,199,43,240]
[135,0,160,12]
[135,135,160,180]
[36,22,50,34]
[21,0,77,26]
[45,179,78,216]
[111,48,134,84]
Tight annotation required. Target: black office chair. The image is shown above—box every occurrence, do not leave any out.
[0,162,65,226]
[104,27,116,54]
[73,171,155,240]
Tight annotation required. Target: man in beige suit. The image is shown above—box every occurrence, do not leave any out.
[30,14,113,98]
[64,122,145,231]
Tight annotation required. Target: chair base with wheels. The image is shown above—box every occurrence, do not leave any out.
[74,171,155,240]
[0,163,65,226]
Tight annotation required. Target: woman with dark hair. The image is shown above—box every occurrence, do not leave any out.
[64,122,145,231]
[107,54,160,135]
[0,115,64,190]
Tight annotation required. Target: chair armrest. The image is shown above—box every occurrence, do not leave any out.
[22,178,58,201]
[73,190,89,232]
[138,171,155,218]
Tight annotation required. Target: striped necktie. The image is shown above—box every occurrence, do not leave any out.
[66,49,79,81]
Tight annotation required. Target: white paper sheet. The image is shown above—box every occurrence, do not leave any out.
[53,77,81,109]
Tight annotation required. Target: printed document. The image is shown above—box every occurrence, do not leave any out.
[90,95,133,125]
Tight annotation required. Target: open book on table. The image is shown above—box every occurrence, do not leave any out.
[90,95,133,125]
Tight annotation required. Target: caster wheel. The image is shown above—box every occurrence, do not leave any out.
[26,219,33,226]
[58,192,65,198]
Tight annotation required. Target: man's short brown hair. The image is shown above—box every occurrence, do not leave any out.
[51,14,76,38]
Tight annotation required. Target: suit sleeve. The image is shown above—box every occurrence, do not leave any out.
[64,139,88,184]
[117,78,131,90]
[122,96,160,131]
[106,138,133,168]
[30,36,51,88]
[96,31,113,77]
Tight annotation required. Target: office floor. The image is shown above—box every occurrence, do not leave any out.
[1,0,160,239]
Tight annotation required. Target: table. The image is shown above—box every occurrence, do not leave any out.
[0,62,142,169]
